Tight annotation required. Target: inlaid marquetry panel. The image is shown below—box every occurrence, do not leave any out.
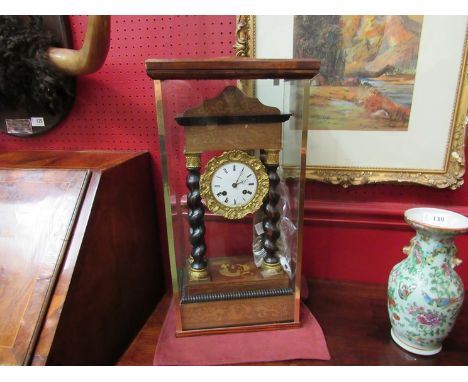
[181,295,294,331]
[0,169,89,365]
[184,255,290,296]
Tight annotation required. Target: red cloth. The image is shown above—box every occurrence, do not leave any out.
[153,301,330,365]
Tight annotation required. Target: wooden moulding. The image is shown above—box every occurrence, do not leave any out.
[180,294,296,333]
[145,58,321,80]
[0,150,142,170]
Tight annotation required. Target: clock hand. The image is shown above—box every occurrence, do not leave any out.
[238,173,253,185]
[233,167,244,187]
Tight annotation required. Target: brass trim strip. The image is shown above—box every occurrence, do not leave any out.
[294,80,310,322]
[154,80,180,297]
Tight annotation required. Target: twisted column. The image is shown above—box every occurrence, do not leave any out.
[185,152,209,280]
[261,149,282,273]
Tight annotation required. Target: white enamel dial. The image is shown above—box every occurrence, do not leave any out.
[210,161,258,208]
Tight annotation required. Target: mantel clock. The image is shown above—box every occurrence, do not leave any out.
[146,58,320,336]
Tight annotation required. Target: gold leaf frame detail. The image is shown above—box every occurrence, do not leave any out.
[235,15,468,189]
[234,15,256,97]
[200,150,269,220]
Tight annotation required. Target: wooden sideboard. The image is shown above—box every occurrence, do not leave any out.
[0,150,165,365]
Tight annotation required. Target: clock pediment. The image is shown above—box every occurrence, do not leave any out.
[178,86,287,152]
[175,86,290,126]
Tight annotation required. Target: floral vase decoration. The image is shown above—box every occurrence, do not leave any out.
[388,207,468,356]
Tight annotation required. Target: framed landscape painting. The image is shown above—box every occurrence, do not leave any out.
[295,16,422,132]
[236,15,468,188]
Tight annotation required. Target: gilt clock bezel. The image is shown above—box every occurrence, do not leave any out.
[200,150,269,220]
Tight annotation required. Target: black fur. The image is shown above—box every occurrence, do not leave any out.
[0,16,73,114]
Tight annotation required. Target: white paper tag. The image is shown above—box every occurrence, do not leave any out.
[280,256,292,279]
[254,222,264,235]
[423,212,450,226]
[31,117,45,127]
[253,250,265,268]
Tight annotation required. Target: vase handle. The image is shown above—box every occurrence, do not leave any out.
[449,245,463,268]
[452,258,463,268]
[402,237,415,256]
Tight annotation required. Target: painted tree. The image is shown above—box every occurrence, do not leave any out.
[294,15,346,84]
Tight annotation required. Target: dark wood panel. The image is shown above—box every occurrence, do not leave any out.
[43,154,165,365]
[145,58,320,79]
[30,171,102,365]
[117,279,468,366]
[184,123,282,152]
[117,294,172,366]
[0,169,89,365]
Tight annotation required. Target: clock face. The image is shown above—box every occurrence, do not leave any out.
[200,150,269,220]
[211,162,258,208]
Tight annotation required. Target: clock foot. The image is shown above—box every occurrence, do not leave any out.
[188,266,210,281]
[261,261,283,275]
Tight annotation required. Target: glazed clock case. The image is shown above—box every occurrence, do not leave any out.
[146,58,320,336]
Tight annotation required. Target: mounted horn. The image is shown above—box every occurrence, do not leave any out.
[47,15,111,76]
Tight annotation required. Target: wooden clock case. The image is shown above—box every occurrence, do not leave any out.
[145,58,320,336]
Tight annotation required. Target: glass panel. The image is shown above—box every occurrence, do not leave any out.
[156,78,309,331]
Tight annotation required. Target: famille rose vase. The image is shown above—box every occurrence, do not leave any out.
[388,207,468,356]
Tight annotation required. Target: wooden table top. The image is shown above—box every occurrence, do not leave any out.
[117,279,468,366]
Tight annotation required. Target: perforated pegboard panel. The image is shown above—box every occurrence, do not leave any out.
[1,16,467,285]
[0,15,235,149]
[0,15,237,281]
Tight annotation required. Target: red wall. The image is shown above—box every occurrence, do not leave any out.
[1,16,467,287]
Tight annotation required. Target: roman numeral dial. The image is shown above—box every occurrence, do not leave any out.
[200,150,269,220]
[211,161,257,208]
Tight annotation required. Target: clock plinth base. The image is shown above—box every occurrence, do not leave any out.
[179,294,296,335]
[180,255,295,334]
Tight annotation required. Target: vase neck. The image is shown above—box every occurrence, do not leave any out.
[412,230,456,266]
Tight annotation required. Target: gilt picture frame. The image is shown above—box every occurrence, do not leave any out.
[235,15,468,189]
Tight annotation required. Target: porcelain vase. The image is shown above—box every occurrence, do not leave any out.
[388,207,468,356]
